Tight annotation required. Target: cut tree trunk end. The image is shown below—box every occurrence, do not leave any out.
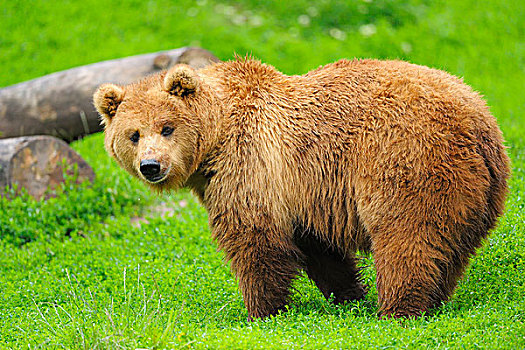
[0,47,219,142]
[0,136,95,199]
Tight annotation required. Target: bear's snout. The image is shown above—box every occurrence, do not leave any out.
[140,159,162,181]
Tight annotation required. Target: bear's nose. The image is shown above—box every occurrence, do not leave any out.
[140,159,161,178]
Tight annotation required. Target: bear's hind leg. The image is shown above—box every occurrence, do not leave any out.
[371,222,452,318]
[435,216,488,309]
[295,234,366,304]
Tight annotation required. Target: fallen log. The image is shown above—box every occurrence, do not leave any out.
[0,47,219,142]
[0,136,95,199]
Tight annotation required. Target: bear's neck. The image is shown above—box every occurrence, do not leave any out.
[198,58,290,136]
[184,60,289,198]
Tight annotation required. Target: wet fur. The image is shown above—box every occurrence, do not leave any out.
[95,57,510,319]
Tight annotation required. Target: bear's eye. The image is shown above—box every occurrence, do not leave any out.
[161,126,174,137]
[130,131,140,144]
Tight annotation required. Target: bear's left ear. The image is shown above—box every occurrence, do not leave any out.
[93,83,125,126]
[163,64,199,97]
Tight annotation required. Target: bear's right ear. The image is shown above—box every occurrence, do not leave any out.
[163,64,199,97]
[93,83,125,125]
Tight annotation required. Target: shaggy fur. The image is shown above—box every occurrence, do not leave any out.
[94,57,510,319]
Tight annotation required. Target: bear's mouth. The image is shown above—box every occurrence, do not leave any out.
[142,166,171,184]
[145,174,167,183]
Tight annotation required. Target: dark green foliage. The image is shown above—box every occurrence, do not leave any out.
[0,139,154,246]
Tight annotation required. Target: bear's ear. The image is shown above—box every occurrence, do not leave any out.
[163,64,199,97]
[93,83,125,125]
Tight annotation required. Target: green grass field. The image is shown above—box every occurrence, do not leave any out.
[1,0,524,348]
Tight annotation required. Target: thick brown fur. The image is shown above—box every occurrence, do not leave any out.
[94,57,510,319]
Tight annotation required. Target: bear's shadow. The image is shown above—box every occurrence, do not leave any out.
[286,273,379,319]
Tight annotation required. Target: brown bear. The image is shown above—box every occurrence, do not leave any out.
[94,57,510,319]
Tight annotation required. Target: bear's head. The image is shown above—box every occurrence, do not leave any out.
[93,64,217,190]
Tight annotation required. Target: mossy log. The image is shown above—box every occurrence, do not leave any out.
[0,47,219,142]
[0,136,95,199]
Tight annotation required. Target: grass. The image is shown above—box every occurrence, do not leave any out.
[1,0,524,348]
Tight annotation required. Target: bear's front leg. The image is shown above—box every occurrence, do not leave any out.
[210,212,302,320]
[234,240,302,320]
